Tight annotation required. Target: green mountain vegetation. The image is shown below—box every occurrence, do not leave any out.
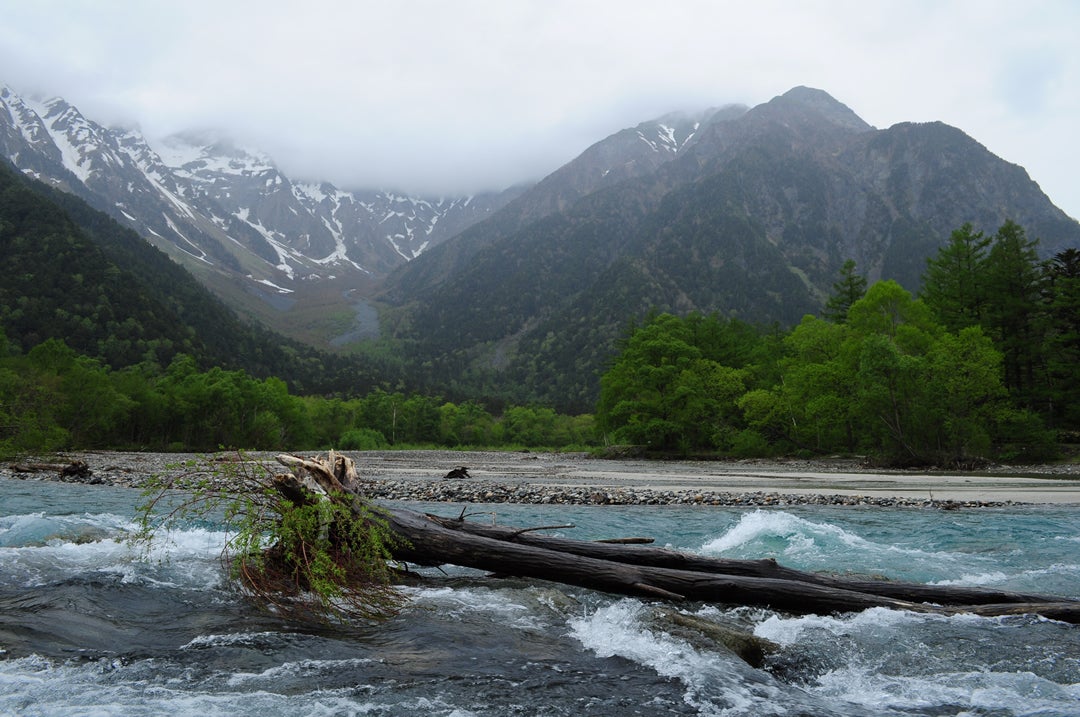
[2,154,1071,467]
[0,159,396,395]
[0,332,595,455]
[2,218,1070,466]
[377,89,1080,412]
[596,220,1078,464]
[0,159,594,455]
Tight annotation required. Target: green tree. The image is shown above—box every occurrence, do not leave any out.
[596,313,705,451]
[1044,248,1080,428]
[501,406,559,447]
[25,339,134,448]
[303,396,360,448]
[439,400,495,446]
[920,223,991,331]
[743,281,1015,464]
[924,327,1007,461]
[667,359,748,451]
[981,220,1047,406]
[758,315,857,452]
[358,390,406,445]
[596,313,760,453]
[823,259,868,323]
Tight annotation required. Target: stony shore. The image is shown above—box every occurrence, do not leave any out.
[6,449,1080,507]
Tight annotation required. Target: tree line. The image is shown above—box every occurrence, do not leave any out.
[596,220,1076,465]
[2,218,1075,465]
[0,332,595,457]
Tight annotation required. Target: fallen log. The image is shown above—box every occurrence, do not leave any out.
[419,513,1063,607]
[10,460,92,478]
[268,453,1080,624]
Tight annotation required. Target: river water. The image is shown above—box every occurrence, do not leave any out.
[1,477,1078,716]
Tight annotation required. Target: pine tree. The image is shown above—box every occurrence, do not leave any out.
[823,259,868,323]
[981,220,1047,406]
[1045,248,1080,428]
[920,223,991,330]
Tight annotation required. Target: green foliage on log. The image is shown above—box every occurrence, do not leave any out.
[133,453,404,622]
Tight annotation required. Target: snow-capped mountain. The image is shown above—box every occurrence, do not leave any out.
[506,107,745,225]
[0,84,519,298]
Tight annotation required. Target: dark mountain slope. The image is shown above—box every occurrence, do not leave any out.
[378,87,1080,410]
[0,160,203,366]
[0,160,389,394]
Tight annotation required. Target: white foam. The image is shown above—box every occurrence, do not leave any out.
[409,586,546,630]
[753,606,918,646]
[697,509,993,586]
[0,512,231,591]
[812,665,1080,714]
[699,510,871,555]
[568,599,784,714]
[226,657,376,687]
[0,655,387,717]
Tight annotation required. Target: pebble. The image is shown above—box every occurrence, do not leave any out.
[0,451,1026,509]
[356,480,1011,508]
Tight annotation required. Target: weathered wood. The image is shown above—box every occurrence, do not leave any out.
[10,460,92,478]
[419,513,1065,608]
[382,504,930,614]
[270,454,1080,624]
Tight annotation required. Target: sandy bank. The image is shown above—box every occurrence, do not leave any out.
[6,449,1080,506]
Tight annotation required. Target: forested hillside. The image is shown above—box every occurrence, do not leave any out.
[0,160,392,395]
[596,220,1080,464]
[378,89,1080,411]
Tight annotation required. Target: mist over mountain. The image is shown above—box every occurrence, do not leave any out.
[378,87,1080,409]
[0,84,522,339]
[4,83,1079,410]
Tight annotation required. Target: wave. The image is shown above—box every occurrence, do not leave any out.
[0,510,129,547]
[697,509,1005,585]
[566,598,879,716]
[0,508,231,593]
[753,606,1080,714]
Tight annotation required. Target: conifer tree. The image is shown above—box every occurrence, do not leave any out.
[981,220,1047,406]
[920,223,991,330]
[823,259,868,323]
[1045,248,1080,427]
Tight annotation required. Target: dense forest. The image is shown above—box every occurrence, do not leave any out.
[1,150,1076,463]
[597,221,1079,465]
[0,160,395,396]
[0,333,595,455]
[3,220,1076,465]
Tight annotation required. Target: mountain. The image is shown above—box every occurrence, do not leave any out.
[6,82,1080,412]
[379,87,1080,410]
[0,84,522,342]
[0,158,392,394]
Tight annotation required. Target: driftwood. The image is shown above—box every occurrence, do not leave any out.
[11,460,92,478]
[271,453,1080,624]
[443,466,471,480]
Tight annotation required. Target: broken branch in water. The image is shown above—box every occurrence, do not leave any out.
[136,451,1080,626]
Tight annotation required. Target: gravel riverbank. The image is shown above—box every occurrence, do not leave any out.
[6,449,1080,507]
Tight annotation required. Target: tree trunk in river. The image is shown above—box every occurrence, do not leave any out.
[273,454,1080,624]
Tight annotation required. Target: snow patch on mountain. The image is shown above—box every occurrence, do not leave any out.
[0,83,522,306]
[24,97,95,181]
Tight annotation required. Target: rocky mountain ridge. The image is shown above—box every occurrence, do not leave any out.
[377,87,1080,409]
[6,83,1080,411]
[0,85,519,303]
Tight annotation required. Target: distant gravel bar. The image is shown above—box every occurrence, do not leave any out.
[360,479,1013,508]
[4,449,1070,508]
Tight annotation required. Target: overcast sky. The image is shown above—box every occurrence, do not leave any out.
[2,1,1078,218]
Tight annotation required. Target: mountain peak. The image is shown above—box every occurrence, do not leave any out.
[766,85,873,133]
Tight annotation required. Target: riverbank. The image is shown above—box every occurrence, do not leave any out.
[6,449,1080,506]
